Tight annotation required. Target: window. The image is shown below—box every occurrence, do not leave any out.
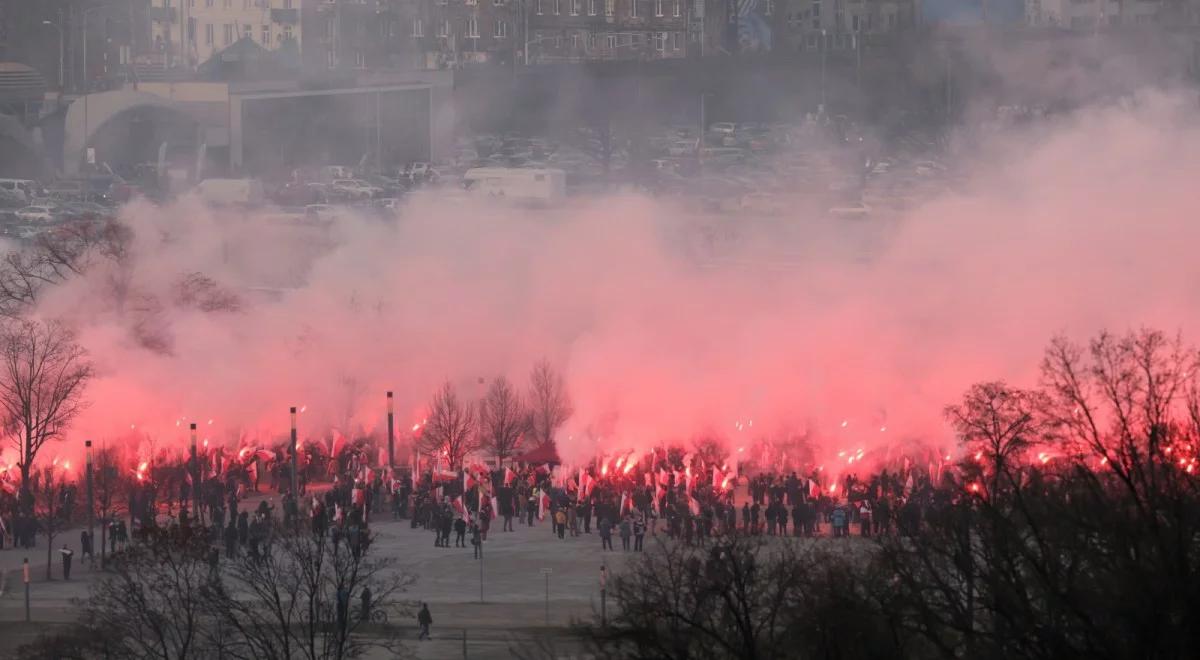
[537,0,543,14]
[852,14,858,31]
[586,31,594,49]
[656,0,663,17]
[326,49,336,68]
[590,0,597,15]
[674,0,681,17]
[554,0,561,15]
[205,23,213,45]
[467,17,479,38]
[205,0,214,7]
[355,51,366,68]
[243,24,251,39]
[261,25,269,43]
[223,0,231,8]
[654,31,665,51]
[572,0,581,16]
[494,0,506,5]
[284,0,293,9]
[631,0,638,18]
[606,33,617,49]
[765,0,773,16]
[411,18,423,37]
[572,32,580,50]
[495,20,508,38]
[467,0,476,5]
[673,31,680,50]
[812,1,820,18]
[282,24,292,41]
[438,20,449,37]
[605,0,614,16]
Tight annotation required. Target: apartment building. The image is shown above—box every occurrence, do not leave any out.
[780,0,916,52]
[150,0,302,67]
[526,0,692,62]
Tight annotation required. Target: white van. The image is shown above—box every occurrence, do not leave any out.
[462,168,566,205]
[0,179,39,204]
[192,178,265,206]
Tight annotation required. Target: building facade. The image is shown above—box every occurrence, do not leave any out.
[780,0,917,53]
[526,0,693,62]
[149,0,302,69]
[1025,0,1167,30]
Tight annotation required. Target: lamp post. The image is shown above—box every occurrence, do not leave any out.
[600,564,608,627]
[190,423,199,520]
[387,392,395,468]
[42,19,64,90]
[290,407,299,497]
[85,440,94,570]
[820,28,828,115]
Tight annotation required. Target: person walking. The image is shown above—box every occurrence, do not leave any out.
[619,517,632,551]
[633,515,646,551]
[80,529,93,565]
[471,522,482,559]
[454,516,467,548]
[554,508,567,540]
[598,517,613,551]
[60,544,74,580]
[224,520,238,558]
[417,602,433,640]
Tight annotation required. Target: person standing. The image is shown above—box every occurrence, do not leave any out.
[417,602,433,640]
[80,529,93,565]
[60,544,74,580]
[598,517,613,551]
[554,508,567,540]
[619,517,632,551]
[633,515,646,551]
[471,522,482,559]
[360,585,373,624]
[454,516,467,548]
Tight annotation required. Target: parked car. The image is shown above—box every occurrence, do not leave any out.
[329,179,378,200]
[709,122,737,135]
[0,178,40,205]
[15,205,56,223]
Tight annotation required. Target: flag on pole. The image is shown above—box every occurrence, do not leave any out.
[712,466,724,490]
[505,467,517,486]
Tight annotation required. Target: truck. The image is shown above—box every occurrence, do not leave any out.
[192,178,265,207]
[462,168,566,205]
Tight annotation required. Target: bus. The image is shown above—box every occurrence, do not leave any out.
[462,168,566,205]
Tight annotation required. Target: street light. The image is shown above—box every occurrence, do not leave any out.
[42,20,64,90]
[820,28,828,115]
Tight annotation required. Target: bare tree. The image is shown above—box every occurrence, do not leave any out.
[535,535,906,660]
[93,445,129,568]
[0,318,93,501]
[479,376,529,467]
[210,522,413,660]
[0,220,131,319]
[420,382,478,471]
[945,381,1053,495]
[528,360,572,450]
[30,464,73,580]
[78,529,221,660]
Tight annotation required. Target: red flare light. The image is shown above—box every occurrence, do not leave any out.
[623,456,638,474]
[600,462,608,476]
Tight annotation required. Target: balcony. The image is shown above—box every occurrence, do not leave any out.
[148,6,177,23]
[271,8,300,25]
